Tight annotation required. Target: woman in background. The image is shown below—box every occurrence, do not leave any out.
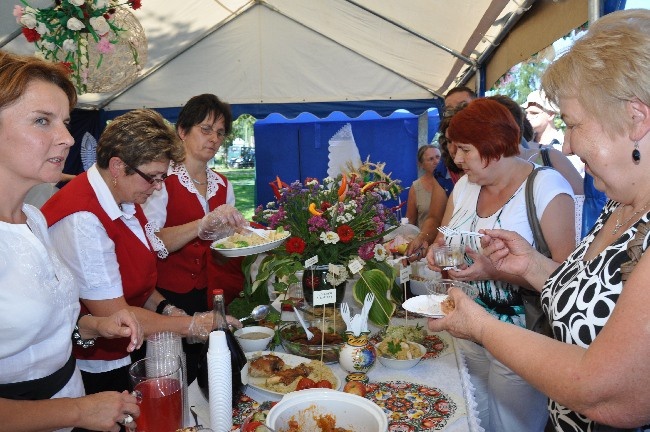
[0,50,142,432]
[406,144,443,227]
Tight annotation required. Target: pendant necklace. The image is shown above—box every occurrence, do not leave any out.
[613,202,650,235]
[191,177,207,185]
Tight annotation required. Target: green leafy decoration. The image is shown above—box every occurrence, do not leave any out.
[352,268,396,327]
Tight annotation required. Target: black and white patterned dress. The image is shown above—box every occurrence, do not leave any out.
[542,200,650,431]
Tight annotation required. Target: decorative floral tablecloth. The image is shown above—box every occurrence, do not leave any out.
[189,317,482,432]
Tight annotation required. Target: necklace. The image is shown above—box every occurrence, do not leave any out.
[191,177,207,185]
[613,202,650,234]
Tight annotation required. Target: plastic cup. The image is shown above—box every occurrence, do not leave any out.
[146,332,189,425]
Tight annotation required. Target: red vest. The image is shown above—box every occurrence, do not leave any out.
[42,172,157,361]
[158,173,244,307]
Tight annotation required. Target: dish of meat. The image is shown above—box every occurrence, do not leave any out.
[243,352,341,399]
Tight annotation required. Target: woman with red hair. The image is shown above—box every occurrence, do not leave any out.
[425,98,576,431]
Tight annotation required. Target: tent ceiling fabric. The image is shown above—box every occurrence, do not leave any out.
[1,0,583,113]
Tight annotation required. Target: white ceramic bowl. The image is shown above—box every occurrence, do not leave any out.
[234,326,275,352]
[376,342,426,370]
[266,388,388,431]
[409,260,442,296]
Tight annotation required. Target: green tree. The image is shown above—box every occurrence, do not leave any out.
[489,54,550,105]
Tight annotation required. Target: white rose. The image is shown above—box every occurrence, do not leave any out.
[62,38,77,52]
[20,13,37,29]
[36,22,48,35]
[42,41,56,51]
[69,0,85,6]
[89,16,110,35]
[95,0,108,8]
[66,17,85,31]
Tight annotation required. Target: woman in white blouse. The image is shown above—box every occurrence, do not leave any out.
[0,51,142,432]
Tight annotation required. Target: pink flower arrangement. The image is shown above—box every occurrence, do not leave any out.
[14,0,143,94]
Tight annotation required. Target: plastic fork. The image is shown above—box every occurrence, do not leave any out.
[340,303,351,328]
[437,226,483,237]
[293,306,314,340]
[243,225,271,239]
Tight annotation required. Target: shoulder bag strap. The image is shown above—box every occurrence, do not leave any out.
[540,147,552,167]
[526,166,552,257]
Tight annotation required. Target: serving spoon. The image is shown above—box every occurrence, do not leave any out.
[239,304,271,323]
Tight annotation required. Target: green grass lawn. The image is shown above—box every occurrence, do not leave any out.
[217,166,256,220]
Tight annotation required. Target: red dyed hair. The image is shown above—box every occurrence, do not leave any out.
[447,98,520,164]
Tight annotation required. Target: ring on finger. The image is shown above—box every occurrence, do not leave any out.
[118,414,134,425]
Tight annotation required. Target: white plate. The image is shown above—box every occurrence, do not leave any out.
[402,294,449,318]
[243,351,341,399]
[210,232,290,257]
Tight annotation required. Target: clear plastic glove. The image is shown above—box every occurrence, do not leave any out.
[161,304,188,317]
[197,204,246,240]
[187,312,213,344]
[186,312,244,344]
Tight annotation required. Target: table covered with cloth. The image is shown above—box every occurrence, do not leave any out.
[188,316,483,432]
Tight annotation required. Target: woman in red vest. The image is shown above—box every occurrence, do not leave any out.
[142,94,247,383]
[41,109,241,400]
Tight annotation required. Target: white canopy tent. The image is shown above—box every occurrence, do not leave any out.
[1,0,587,116]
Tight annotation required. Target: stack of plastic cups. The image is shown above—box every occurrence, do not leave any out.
[207,330,232,432]
[146,332,189,426]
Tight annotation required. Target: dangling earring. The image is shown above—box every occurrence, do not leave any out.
[112,176,117,187]
[632,141,641,165]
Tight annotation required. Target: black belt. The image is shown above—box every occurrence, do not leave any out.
[0,353,76,400]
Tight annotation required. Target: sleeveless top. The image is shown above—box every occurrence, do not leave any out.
[412,178,432,227]
[542,200,650,431]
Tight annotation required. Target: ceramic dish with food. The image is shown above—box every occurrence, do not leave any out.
[265,388,388,432]
[375,339,427,370]
[407,260,442,296]
[210,229,290,257]
[279,323,344,364]
[234,326,275,352]
[243,352,340,400]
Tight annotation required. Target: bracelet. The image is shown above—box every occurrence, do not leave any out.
[156,299,172,315]
[72,314,96,349]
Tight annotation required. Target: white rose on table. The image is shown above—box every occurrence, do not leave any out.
[62,38,77,52]
[69,0,85,6]
[19,13,37,29]
[89,16,110,36]
[66,17,85,31]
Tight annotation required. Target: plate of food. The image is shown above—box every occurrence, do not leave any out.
[370,325,449,360]
[402,294,454,318]
[210,229,290,257]
[243,352,341,400]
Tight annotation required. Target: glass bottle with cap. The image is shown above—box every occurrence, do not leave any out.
[196,289,247,405]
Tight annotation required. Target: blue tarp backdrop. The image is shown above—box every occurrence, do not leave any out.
[253,109,440,209]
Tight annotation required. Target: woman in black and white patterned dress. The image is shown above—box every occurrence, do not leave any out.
[428,9,650,432]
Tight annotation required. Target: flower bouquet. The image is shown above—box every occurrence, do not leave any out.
[14,0,144,94]
[242,159,404,326]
